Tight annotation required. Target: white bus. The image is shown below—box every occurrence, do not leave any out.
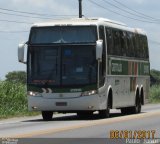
[18,18,150,120]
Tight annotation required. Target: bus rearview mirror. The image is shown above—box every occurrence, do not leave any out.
[96,40,103,60]
[18,43,26,64]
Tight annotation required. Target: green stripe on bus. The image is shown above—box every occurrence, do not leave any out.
[108,57,149,76]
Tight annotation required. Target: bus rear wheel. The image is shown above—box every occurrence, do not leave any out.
[130,96,141,114]
[121,108,130,115]
[42,111,53,121]
[121,96,141,115]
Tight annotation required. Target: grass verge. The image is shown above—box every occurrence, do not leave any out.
[149,85,160,103]
[0,81,39,119]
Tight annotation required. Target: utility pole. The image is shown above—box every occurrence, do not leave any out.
[79,0,82,18]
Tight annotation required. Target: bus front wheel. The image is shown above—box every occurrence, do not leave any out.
[99,98,110,118]
[99,107,110,118]
[42,111,53,121]
[77,111,93,118]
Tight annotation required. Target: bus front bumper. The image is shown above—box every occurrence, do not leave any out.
[28,94,105,112]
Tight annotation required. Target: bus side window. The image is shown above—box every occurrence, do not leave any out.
[142,35,149,59]
[135,34,140,58]
[144,36,149,59]
[113,29,121,56]
[126,32,134,57]
[132,33,137,58]
[139,35,144,58]
[130,32,135,57]
[132,33,136,57]
[105,27,113,55]
[120,31,127,56]
[141,36,146,58]
[126,32,130,57]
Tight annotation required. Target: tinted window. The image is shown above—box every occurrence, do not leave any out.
[143,36,149,59]
[126,32,134,57]
[120,31,127,56]
[62,46,97,85]
[28,46,97,86]
[139,35,144,58]
[135,34,140,58]
[104,27,149,60]
[133,34,149,59]
[106,27,114,55]
[132,33,137,57]
[30,26,97,44]
[113,29,121,56]
[28,47,60,85]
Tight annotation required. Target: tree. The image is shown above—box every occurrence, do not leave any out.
[150,69,160,85]
[5,71,26,84]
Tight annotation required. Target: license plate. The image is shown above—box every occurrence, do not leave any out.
[56,102,67,106]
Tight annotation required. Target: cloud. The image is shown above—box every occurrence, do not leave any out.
[133,0,145,4]
[11,0,48,8]
[9,0,77,15]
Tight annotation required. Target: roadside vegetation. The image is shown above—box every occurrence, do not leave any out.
[0,71,38,119]
[149,85,160,103]
[149,69,160,103]
[0,69,160,119]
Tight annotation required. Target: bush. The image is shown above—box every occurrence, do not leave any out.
[0,81,28,118]
[5,71,26,84]
[149,85,160,103]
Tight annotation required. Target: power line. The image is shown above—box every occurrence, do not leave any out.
[0,7,76,22]
[0,19,33,24]
[0,11,56,20]
[87,0,160,24]
[112,0,160,21]
[102,0,159,22]
[0,10,76,20]
[87,1,160,46]
[0,7,76,17]
[0,30,28,33]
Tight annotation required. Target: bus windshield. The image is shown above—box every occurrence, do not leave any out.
[30,26,97,44]
[28,45,97,86]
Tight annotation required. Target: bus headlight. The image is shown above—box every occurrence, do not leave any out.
[81,90,97,96]
[28,91,41,96]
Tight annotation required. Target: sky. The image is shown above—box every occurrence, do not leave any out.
[0,0,160,79]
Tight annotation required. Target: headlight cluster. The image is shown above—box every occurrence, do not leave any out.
[81,90,97,96]
[27,91,41,96]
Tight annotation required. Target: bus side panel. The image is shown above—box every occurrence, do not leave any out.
[107,56,150,108]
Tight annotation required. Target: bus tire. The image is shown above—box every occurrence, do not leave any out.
[99,97,110,118]
[77,111,93,118]
[121,108,130,115]
[130,94,141,114]
[99,108,109,118]
[42,111,53,121]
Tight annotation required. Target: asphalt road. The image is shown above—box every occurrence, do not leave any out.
[0,104,160,141]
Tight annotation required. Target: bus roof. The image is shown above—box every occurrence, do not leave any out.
[33,17,146,35]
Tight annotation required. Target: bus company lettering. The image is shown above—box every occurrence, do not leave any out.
[112,63,122,73]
